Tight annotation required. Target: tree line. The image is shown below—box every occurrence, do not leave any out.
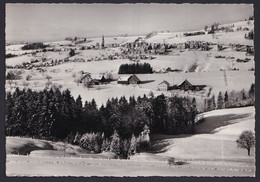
[206,84,254,111]
[21,42,48,50]
[6,87,197,156]
[118,63,153,74]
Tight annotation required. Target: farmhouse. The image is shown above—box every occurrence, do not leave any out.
[91,74,107,85]
[80,73,91,83]
[117,74,141,84]
[178,79,206,91]
[157,80,170,91]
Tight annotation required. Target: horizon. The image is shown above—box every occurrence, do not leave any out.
[6,3,253,43]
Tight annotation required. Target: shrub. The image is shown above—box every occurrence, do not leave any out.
[79,132,103,152]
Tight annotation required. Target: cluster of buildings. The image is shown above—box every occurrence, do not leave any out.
[116,74,207,92]
[157,79,206,92]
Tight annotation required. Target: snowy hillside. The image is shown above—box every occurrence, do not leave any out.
[5,19,254,108]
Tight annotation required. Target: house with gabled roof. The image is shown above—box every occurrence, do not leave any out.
[178,79,206,91]
[117,74,141,84]
[157,80,170,91]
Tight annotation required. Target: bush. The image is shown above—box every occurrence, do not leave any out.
[79,132,103,152]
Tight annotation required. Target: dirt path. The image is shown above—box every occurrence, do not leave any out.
[6,155,255,177]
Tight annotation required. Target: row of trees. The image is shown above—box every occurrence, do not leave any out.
[206,84,254,112]
[118,63,153,74]
[21,42,48,50]
[75,126,150,158]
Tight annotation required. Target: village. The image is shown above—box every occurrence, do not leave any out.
[5,3,255,177]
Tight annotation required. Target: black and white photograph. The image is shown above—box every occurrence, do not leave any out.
[5,3,255,177]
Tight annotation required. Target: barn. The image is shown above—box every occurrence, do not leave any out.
[117,74,141,84]
[178,79,206,91]
[178,79,193,90]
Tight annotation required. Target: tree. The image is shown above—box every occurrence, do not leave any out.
[45,75,52,82]
[224,91,229,108]
[204,25,208,31]
[212,95,216,109]
[69,49,75,57]
[236,130,255,156]
[247,30,254,40]
[217,92,224,109]
[249,83,255,98]
[128,134,137,156]
[110,130,121,155]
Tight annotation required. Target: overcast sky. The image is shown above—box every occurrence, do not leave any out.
[6,3,253,42]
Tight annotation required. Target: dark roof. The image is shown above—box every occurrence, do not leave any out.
[180,79,193,87]
[130,74,141,82]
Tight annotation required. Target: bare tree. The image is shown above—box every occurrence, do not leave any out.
[236,130,255,156]
[45,75,52,82]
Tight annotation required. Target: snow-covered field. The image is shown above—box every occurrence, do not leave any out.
[5,64,254,108]
[147,106,255,160]
[6,106,255,176]
[6,155,255,177]
[5,20,254,108]
[5,19,255,176]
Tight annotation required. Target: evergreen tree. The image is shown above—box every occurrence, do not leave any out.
[212,95,216,109]
[120,139,130,158]
[242,90,247,100]
[217,92,224,109]
[249,83,255,98]
[101,138,110,152]
[75,95,83,133]
[128,134,137,156]
[110,130,121,155]
[152,94,167,133]
[224,91,229,108]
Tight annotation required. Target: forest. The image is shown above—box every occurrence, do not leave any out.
[118,63,153,74]
[5,87,197,157]
[5,84,254,157]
